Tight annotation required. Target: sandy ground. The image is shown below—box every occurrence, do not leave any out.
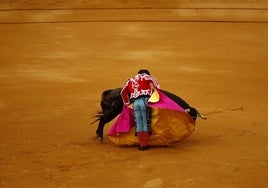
[1,3,268,188]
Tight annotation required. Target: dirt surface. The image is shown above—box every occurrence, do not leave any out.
[1,2,268,188]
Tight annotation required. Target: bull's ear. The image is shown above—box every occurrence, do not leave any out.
[148,90,159,103]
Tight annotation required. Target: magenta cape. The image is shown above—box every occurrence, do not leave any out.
[108,90,185,136]
[107,105,136,136]
[148,90,185,111]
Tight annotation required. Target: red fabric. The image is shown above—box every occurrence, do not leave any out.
[121,73,160,104]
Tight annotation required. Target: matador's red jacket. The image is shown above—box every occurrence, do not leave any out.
[121,73,160,105]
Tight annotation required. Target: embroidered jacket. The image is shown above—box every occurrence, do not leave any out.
[121,73,160,105]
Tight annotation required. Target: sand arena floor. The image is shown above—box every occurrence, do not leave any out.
[0,2,268,188]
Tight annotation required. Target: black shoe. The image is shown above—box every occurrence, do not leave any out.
[138,146,144,151]
[143,146,149,150]
[138,146,149,151]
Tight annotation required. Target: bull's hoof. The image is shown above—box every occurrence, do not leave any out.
[97,136,103,142]
[96,131,103,142]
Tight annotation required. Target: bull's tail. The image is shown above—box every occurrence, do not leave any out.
[197,110,207,120]
[90,111,103,125]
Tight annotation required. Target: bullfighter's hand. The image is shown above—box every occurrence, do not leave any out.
[128,103,133,109]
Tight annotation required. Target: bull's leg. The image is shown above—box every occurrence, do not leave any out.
[96,117,105,142]
[95,107,123,142]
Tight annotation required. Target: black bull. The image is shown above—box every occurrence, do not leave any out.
[91,88,206,141]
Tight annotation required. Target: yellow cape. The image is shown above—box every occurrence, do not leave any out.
[108,108,195,146]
